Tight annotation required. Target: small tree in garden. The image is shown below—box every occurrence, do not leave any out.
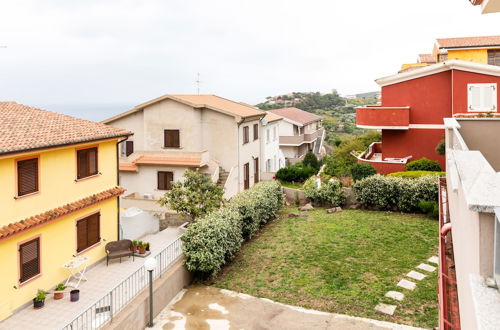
[159,169,224,221]
[303,152,320,170]
[350,163,376,181]
[406,157,442,172]
[435,140,445,155]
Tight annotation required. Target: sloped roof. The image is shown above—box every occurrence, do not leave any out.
[263,112,283,123]
[0,187,125,241]
[436,35,500,49]
[103,94,265,124]
[267,107,321,126]
[418,54,436,63]
[0,102,131,156]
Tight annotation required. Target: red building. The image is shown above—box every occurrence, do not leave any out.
[355,60,500,174]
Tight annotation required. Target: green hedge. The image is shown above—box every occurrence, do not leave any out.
[350,163,376,181]
[406,158,442,172]
[353,174,439,213]
[276,165,316,183]
[181,181,283,277]
[303,177,345,206]
[388,171,445,178]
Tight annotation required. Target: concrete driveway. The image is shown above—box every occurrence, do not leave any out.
[150,285,424,330]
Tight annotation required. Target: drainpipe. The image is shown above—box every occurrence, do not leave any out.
[116,136,129,240]
[237,117,243,193]
[441,223,452,236]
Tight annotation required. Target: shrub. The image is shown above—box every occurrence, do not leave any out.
[322,156,352,177]
[353,174,439,212]
[350,163,376,181]
[388,171,445,178]
[182,181,283,277]
[419,200,439,219]
[303,152,320,170]
[435,140,445,155]
[182,207,242,277]
[276,165,316,183]
[406,158,442,172]
[303,177,346,206]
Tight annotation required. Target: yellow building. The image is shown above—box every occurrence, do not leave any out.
[0,102,131,321]
[400,35,500,72]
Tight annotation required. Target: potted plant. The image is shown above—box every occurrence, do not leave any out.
[136,240,143,252]
[131,240,138,252]
[139,242,147,254]
[33,290,47,309]
[70,289,80,302]
[145,242,150,252]
[54,283,66,300]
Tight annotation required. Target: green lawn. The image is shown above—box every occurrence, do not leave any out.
[210,207,438,329]
[278,181,303,189]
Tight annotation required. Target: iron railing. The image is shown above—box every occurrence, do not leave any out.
[62,237,183,330]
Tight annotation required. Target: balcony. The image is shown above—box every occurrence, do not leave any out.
[352,142,412,174]
[356,106,410,130]
[279,128,324,146]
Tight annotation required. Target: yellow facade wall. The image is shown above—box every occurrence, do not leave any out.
[0,198,118,320]
[0,140,118,223]
[0,139,120,321]
[447,49,488,64]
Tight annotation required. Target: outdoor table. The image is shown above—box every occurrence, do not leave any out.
[62,255,89,288]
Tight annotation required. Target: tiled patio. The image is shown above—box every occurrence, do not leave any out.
[0,227,182,330]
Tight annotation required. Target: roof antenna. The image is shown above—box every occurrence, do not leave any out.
[196,72,201,95]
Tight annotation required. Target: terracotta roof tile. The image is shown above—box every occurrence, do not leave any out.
[418,54,436,63]
[436,35,500,49]
[267,107,321,126]
[0,102,132,155]
[263,112,283,123]
[0,187,125,240]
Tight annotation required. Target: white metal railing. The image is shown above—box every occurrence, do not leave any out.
[211,165,220,184]
[61,237,183,330]
[223,165,238,199]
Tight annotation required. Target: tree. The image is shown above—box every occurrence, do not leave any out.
[303,152,320,170]
[159,169,224,220]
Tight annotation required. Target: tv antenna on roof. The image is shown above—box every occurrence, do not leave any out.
[196,72,201,95]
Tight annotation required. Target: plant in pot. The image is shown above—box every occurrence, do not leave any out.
[131,240,138,252]
[136,240,143,252]
[33,290,47,309]
[145,242,150,252]
[54,283,67,300]
[139,242,147,254]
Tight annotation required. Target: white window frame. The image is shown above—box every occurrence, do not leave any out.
[266,129,270,144]
[467,83,497,112]
[273,127,277,141]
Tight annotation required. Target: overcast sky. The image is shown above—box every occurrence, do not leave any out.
[1,0,499,121]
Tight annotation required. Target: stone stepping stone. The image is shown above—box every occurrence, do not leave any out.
[375,303,397,315]
[428,256,439,264]
[417,263,436,273]
[397,279,416,290]
[385,291,405,301]
[407,270,426,281]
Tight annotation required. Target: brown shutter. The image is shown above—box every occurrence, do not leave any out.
[76,219,88,252]
[244,163,250,189]
[166,172,174,190]
[488,50,500,66]
[18,158,38,196]
[19,238,40,283]
[253,124,258,140]
[158,172,165,190]
[125,141,134,156]
[243,127,249,144]
[164,130,180,148]
[87,213,100,246]
[77,149,88,179]
[254,158,259,183]
[88,148,98,176]
[158,171,173,190]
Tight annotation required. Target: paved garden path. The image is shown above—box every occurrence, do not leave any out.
[151,285,424,330]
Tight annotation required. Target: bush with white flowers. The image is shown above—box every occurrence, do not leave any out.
[303,176,346,206]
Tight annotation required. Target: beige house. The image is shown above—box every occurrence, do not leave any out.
[260,112,285,180]
[441,117,500,329]
[102,94,265,212]
[267,107,325,164]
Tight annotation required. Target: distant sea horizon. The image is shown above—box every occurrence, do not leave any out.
[34,103,135,122]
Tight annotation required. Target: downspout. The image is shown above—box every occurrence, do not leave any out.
[237,117,243,193]
[116,136,129,240]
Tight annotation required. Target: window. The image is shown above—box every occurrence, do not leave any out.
[488,49,500,66]
[77,147,98,179]
[243,163,250,189]
[158,171,173,190]
[76,213,100,253]
[125,141,134,157]
[164,129,180,148]
[266,159,271,172]
[254,157,259,183]
[468,83,497,112]
[273,127,277,141]
[17,158,38,196]
[19,237,40,283]
[266,129,270,143]
[438,53,448,62]
[253,124,259,141]
[243,126,249,144]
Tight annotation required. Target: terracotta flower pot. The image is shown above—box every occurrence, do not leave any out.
[54,292,64,300]
[139,247,146,254]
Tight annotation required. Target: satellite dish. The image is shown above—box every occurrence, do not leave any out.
[261,119,268,125]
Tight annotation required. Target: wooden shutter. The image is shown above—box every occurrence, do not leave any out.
[158,171,174,190]
[88,148,98,176]
[77,147,98,179]
[125,141,134,156]
[76,213,100,252]
[164,130,180,148]
[76,219,88,252]
[87,213,100,247]
[254,158,259,183]
[488,50,500,66]
[244,163,250,189]
[19,238,40,283]
[17,158,38,196]
[243,126,249,144]
[253,124,258,140]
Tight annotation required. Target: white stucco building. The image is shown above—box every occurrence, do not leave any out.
[102,94,265,213]
[267,107,325,164]
[260,112,285,180]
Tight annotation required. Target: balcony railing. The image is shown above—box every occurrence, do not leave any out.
[356,106,410,130]
[279,128,324,146]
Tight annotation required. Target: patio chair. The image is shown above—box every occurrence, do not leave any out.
[105,239,134,266]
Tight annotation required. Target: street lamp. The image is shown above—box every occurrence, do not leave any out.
[144,257,157,327]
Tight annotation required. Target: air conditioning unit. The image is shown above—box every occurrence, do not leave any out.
[143,193,153,199]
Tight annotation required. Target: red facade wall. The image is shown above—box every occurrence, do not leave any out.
[452,70,500,115]
[357,158,405,175]
[356,107,409,127]
[382,129,445,169]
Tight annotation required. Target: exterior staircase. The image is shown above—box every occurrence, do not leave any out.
[217,167,229,188]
